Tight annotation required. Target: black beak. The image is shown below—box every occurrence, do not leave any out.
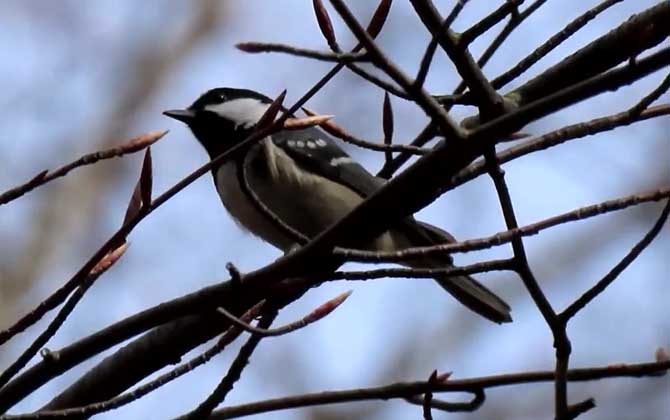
[163,109,196,124]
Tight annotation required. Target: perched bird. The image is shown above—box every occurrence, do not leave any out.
[164,87,511,323]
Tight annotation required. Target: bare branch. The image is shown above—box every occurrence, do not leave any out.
[560,199,670,321]
[205,360,670,419]
[217,291,351,337]
[0,243,128,389]
[338,188,670,262]
[405,388,484,413]
[410,0,505,118]
[0,303,265,420]
[453,104,670,189]
[177,312,277,420]
[492,0,625,90]
[414,0,471,89]
[0,130,166,206]
[236,42,369,63]
[627,71,670,117]
[302,107,428,154]
[459,0,523,46]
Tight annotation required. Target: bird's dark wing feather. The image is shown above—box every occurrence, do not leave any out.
[272,127,384,197]
[273,127,512,323]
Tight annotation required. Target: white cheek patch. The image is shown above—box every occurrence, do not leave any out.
[204,98,270,129]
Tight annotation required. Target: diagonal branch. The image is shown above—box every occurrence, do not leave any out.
[176,312,277,420]
[561,199,670,321]
[0,130,165,206]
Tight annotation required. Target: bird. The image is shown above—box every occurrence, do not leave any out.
[163,87,512,324]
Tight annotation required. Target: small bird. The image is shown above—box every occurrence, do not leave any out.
[164,87,511,323]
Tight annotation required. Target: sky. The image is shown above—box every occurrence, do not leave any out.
[0,1,668,419]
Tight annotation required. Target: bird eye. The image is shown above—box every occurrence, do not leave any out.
[219,93,227,102]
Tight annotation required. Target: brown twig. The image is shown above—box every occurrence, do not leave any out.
[414,0,470,89]
[382,0,549,177]
[203,360,669,419]
[302,107,429,155]
[381,92,394,168]
[0,303,265,420]
[337,187,670,262]
[0,244,128,389]
[236,42,369,63]
[217,291,351,337]
[459,0,523,46]
[482,146,568,417]
[560,199,670,321]
[311,0,409,99]
[626,71,670,117]
[405,388,485,413]
[329,0,466,140]
[0,130,165,206]
[410,0,505,118]
[492,0,625,89]
[451,104,670,189]
[177,312,278,420]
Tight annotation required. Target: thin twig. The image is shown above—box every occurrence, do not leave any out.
[483,147,569,418]
[383,0,549,178]
[177,312,278,420]
[0,303,265,420]
[410,0,504,118]
[376,122,438,178]
[414,0,470,89]
[382,92,394,167]
[203,360,669,419]
[0,131,165,206]
[302,107,429,155]
[406,388,485,413]
[492,0,625,89]
[217,291,351,337]
[626,71,670,117]
[236,42,368,63]
[0,244,128,389]
[345,63,410,99]
[561,199,670,321]
[337,188,670,262]
[329,0,466,140]
[451,104,670,189]
[459,0,523,46]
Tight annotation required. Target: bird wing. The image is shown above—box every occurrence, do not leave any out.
[271,127,511,323]
[271,126,384,198]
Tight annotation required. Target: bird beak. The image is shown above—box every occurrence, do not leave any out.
[163,109,196,124]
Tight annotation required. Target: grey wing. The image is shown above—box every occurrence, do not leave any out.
[272,126,384,198]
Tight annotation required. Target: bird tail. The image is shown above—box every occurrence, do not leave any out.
[399,220,512,324]
[433,273,512,324]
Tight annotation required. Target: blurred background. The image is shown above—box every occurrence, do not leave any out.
[0,1,668,418]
